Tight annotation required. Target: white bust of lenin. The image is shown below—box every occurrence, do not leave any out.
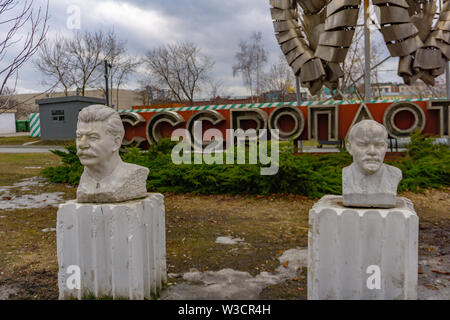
[342,120,402,208]
[76,104,149,203]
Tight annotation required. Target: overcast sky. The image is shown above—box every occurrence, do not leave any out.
[2,0,405,97]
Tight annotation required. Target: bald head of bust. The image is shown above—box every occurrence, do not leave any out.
[346,120,388,175]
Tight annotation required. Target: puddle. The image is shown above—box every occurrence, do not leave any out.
[161,248,307,300]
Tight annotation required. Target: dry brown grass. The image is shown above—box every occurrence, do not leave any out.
[0,153,448,299]
[0,136,39,145]
[164,193,314,275]
[0,153,61,185]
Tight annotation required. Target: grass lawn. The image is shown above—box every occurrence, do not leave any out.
[0,153,61,185]
[0,153,73,299]
[0,136,39,145]
[31,140,74,146]
[0,136,74,146]
[0,152,448,299]
[0,152,315,299]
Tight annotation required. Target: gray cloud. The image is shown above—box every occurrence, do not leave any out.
[5,0,402,98]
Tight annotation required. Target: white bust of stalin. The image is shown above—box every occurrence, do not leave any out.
[75,104,149,203]
[342,120,402,208]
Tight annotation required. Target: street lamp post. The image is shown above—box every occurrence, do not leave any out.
[104,59,112,107]
[364,0,372,102]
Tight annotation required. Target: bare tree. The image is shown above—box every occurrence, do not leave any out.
[35,29,138,104]
[207,79,226,101]
[35,30,106,97]
[338,23,384,99]
[96,32,141,108]
[109,57,140,108]
[66,30,109,96]
[232,31,268,102]
[35,34,74,96]
[0,86,18,112]
[0,86,34,119]
[136,78,179,106]
[262,54,295,101]
[143,41,215,106]
[0,0,48,107]
[136,80,153,105]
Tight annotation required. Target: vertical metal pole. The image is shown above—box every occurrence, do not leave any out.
[364,0,372,102]
[104,59,110,107]
[295,76,302,105]
[446,61,450,98]
[295,76,302,151]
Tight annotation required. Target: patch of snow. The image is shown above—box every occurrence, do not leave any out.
[215,236,245,245]
[161,248,308,300]
[0,285,18,300]
[418,254,450,300]
[0,177,64,210]
[0,189,11,199]
[12,177,47,188]
[0,192,65,210]
[276,248,308,277]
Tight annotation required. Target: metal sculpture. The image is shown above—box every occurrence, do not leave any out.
[270,0,450,95]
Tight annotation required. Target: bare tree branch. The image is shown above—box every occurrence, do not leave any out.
[142,41,215,106]
[34,34,74,96]
[262,54,295,101]
[207,79,226,101]
[338,26,384,99]
[0,0,48,101]
[34,29,138,106]
[66,30,106,96]
[94,30,141,108]
[232,31,267,102]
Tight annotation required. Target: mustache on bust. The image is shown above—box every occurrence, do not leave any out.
[362,157,381,162]
[77,152,97,158]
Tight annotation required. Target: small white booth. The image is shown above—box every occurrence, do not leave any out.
[0,109,16,135]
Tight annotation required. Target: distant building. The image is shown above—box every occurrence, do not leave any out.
[12,89,145,120]
[370,81,444,98]
[263,89,309,102]
[371,82,400,96]
[322,86,356,96]
[398,83,431,95]
[319,81,445,99]
[0,109,17,134]
[35,96,105,140]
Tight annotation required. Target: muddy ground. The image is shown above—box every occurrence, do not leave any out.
[0,153,448,300]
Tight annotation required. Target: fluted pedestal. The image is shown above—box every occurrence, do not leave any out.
[57,193,166,300]
[308,195,418,300]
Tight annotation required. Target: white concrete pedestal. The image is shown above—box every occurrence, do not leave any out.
[308,195,418,300]
[57,193,166,300]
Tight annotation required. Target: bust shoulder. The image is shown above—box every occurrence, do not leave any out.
[116,162,149,179]
[342,163,359,178]
[383,163,402,181]
[342,165,350,175]
[77,161,149,203]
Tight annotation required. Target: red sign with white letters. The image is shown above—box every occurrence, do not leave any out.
[120,100,449,148]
